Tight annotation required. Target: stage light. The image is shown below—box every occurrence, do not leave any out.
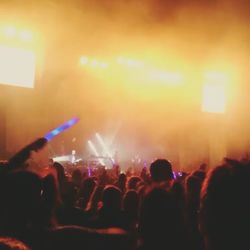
[126,59,134,67]
[95,133,114,162]
[19,30,33,42]
[88,140,105,165]
[204,72,227,82]
[126,59,144,68]
[0,45,36,88]
[117,56,125,64]
[2,26,16,38]
[117,56,144,68]
[53,155,71,162]
[149,70,182,84]
[202,84,226,114]
[202,72,227,114]
[100,62,109,68]
[80,56,88,65]
[90,59,98,67]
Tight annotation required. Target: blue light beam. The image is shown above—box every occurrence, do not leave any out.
[44,117,79,141]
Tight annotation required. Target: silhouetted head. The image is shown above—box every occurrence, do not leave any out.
[123,190,139,219]
[186,174,202,197]
[192,170,206,181]
[139,187,186,250]
[80,177,96,195]
[199,163,207,172]
[200,161,250,250]
[71,169,82,187]
[41,174,59,226]
[118,173,126,184]
[116,173,127,193]
[61,181,78,206]
[150,159,173,182]
[102,185,122,211]
[0,171,44,233]
[127,176,141,190]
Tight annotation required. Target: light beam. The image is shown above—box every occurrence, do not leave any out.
[88,140,105,165]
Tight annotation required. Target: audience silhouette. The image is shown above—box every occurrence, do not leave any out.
[0,142,249,250]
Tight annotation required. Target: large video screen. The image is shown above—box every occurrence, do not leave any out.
[0,45,35,88]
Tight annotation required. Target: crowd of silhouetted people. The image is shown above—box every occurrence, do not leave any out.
[0,147,250,250]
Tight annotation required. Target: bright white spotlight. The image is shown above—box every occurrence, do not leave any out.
[202,72,227,114]
[53,155,71,162]
[2,26,16,38]
[80,56,88,65]
[0,45,35,88]
[19,30,33,41]
[202,83,226,114]
[95,133,114,162]
[88,140,105,165]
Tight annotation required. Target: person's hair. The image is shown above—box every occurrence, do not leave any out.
[191,170,206,181]
[118,173,126,182]
[60,181,78,207]
[71,169,82,186]
[102,185,122,210]
[0,237,30,250]
[139,187,187,250]
[200,161,250,250]
[150,159,173,182]
[185,174,202,199]
[123,190,139,220]
[127,176,141,190]
[0,171,44,233]
[41,174,59,227]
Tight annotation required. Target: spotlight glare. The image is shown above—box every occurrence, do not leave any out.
[149,70,182,84]
[80,56,88,65]
[202,72,227,114]
[95,133,114,162]
[19,30,33,41]
[3,26,16,38]
[117,57,124,64]
[91,59,98,67]
[0,45,36,88]
[100,62,108,68]
[88,140,105,165]
[202,83,226,114]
